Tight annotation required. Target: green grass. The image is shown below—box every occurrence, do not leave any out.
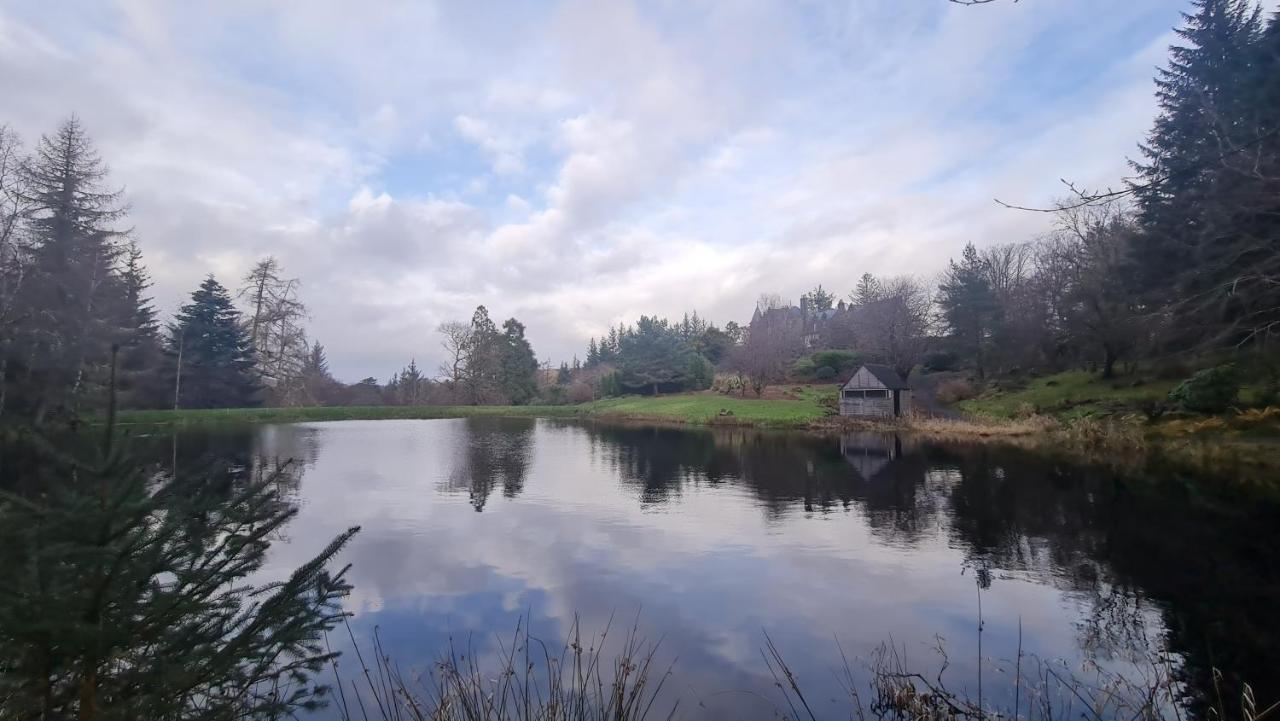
[117,387,840,429]
[956,370,1179,420]
[581,386,836,427]
[117,404,585,427]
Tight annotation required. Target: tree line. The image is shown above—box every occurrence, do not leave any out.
[566,0,1280,399]
[0,118,547,420]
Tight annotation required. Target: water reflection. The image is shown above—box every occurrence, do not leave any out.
[128,419,1279,719]
[442,417,535,511]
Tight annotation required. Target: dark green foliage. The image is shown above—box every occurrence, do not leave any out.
[0,425,358,719]
[792,350,860,380]
[810,350,861,373]
[113,240,166,408]
[499,318,539,405]
[686,352,715,390]
[923,351,960,372]
[556,362,571,385]
[1168,365,1240,412]
[814,366,836,380]
[168,276,260,409]
[1131,1,1280,349]
[4,118,131,423]
[693,326,733,364]
[937,244,1001,378]
[598,371,622,397]
[803,284,835,312]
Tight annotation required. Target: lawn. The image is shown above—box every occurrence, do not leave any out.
[116,387,839,429]
[581,386,836,427]
[117,404,584,426]
[957,370,1179,420]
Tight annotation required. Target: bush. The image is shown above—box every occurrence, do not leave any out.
[598,371,622,398]
[540,385,569,405]
[792,350,860,380]
[934,378,977,404]
[566,380,596,404]
[810,350,861,373]
[814,365,836,380]
[1168,365,1239,413]
[922,351,960,372]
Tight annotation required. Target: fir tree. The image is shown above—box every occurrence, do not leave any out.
[0,417,358,719]
[499,318,539,405]
[113,239,165,408]
[937,244,1001,379]
[1130,0,1265,303]
[8,117,129,423]
[168,276,260,409]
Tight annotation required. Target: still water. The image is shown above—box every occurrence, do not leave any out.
[145,417,1279,719]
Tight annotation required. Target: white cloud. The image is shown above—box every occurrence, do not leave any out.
[0,0,1190,380]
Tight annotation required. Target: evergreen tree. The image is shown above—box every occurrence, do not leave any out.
[1130,0,1269,342]
[8,117,129,423]
[300,341,341,405]
[464,305,502,404]
[852,273,883,306]
[168,276,260,409]
[803,285,835,312]
[0,420,358,719]
[113,240,165,408]
[499,318,539,405]
[616,316,696,395]
[937,244,1001,378]
[586,337,600,367]
[557,361,571,385]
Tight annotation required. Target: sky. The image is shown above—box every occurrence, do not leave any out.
[0,0,1203,381]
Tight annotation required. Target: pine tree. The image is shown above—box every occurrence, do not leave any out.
[300,340,340,405]
[0,417,358,719]
[168,276,260,409]
[499,318,539,404]
[852,273,883,307]
[937,244,1001,379]
[586,337,600,367]
[8,117,129,423]
[1130,0,1265,310]
[113,240,165,408]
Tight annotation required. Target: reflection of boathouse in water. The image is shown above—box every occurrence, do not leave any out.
[839,433,904,481]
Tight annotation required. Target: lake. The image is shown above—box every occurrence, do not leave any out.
[140,417,1280,719]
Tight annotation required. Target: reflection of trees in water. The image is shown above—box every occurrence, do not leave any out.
[443,417,536,511]
[579,422,1280,712]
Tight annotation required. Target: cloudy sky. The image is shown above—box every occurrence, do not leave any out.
[1,0,1196,381]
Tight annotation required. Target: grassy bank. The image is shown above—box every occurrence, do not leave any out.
[956,370,1178,420]
[116,404,585,426]
[117,387,839,429]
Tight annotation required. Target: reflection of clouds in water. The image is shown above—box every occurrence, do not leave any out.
[142,418,1280,719]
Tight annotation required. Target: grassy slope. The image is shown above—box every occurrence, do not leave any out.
[584,386,835,427]
[117,387,839,429]
[117,404,583,426]
[957,371,1179,420]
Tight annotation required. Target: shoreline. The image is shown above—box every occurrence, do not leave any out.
[113,400,1280,484]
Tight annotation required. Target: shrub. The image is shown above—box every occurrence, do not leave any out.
[566,380,596,404]
[790,356,817,379]
[814,365,836,380]
[934,378,976,404]
[1168,365,1239,413]
[598,371,622,398]
[810,350,861,373]
[540,385,568,405]
[922,351,960,372]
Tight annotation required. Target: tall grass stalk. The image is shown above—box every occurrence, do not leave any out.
[329,616,677,721]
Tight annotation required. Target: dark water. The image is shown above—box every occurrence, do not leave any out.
[138,418,1279,719]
